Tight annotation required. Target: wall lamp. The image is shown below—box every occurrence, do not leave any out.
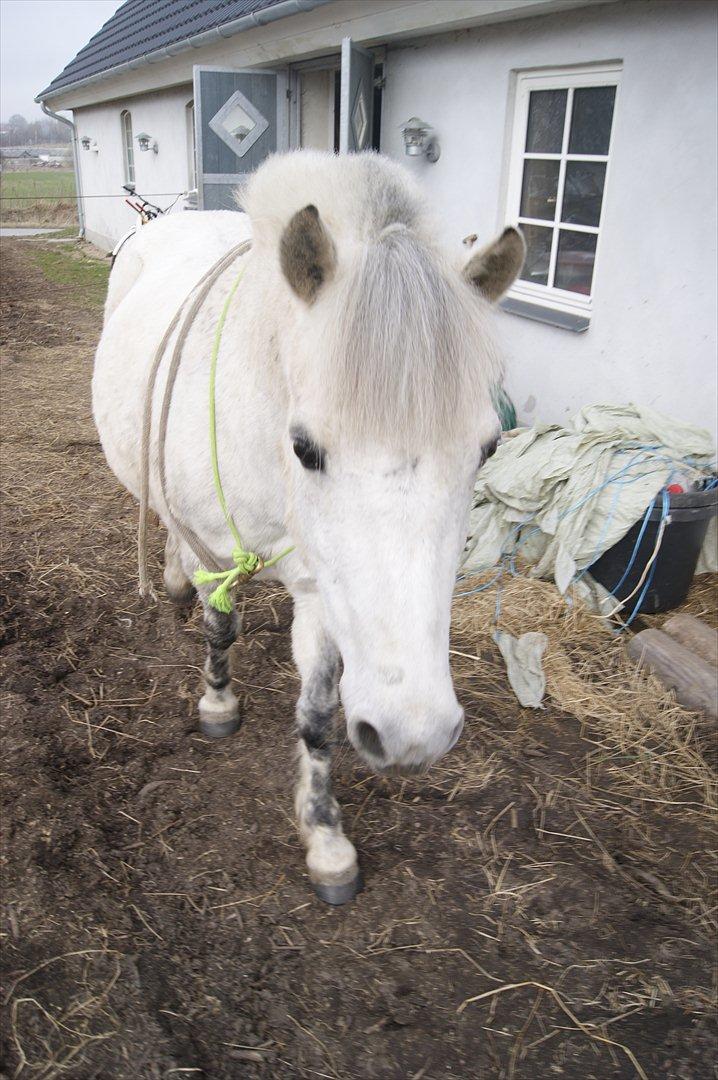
[136,132,158,153]
[80,136,91,150]
[400,117,440,163]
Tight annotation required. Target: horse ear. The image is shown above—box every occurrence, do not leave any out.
[463,227,525,303]
[280,204,336,304]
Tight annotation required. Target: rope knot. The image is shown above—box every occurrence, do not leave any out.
[232,548,262,577]
[193,548,265,613]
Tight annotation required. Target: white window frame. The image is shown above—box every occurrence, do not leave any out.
[121,109,135,186]
[504,63,621,321]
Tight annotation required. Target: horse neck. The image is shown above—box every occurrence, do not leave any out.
[220,262,291,443]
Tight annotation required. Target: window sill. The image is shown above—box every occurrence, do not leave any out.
[500,296,590,332]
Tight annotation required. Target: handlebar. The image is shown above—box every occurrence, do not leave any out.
[123,184,164,219]
[122,185,195,224]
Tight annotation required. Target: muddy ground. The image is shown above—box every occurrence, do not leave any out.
[1,238,716,1079]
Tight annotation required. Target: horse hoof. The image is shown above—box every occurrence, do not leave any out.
[200,714,240,738]
[312,871,363,906]
[198,700,240,739]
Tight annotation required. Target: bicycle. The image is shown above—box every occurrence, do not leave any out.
[110,183,194,265]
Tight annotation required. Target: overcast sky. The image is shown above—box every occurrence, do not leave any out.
[1,0,122,120]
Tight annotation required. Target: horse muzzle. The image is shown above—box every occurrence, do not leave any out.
[348,709,465,773]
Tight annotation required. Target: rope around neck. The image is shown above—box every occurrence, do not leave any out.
[192,265,293,612]
[139,242,253,600]
[138,241,292,608]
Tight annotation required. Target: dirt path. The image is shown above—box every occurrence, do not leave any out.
[1,239,716,1079]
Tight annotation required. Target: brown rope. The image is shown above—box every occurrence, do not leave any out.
[137,239,253,598]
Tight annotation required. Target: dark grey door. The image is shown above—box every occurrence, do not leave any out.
[193,66,288,210]
[339,38,375,153]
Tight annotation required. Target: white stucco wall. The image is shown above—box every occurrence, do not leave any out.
[381,0,718,438]
[74,84,195,249]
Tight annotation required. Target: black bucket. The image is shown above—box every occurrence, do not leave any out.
[589,485,718,615]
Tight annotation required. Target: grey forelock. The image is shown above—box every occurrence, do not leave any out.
[246,152,501,448]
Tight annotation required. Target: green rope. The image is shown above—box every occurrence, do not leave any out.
[194,265,293,612]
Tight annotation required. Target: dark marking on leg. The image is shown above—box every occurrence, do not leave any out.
[198,603,241,738]
[204,656,230,691]
[297,646,340,746]
[203,606,239,692]
[292,604,359,902]
[296,645,342,831]
[204,607,239,652]
[307,758,341,827]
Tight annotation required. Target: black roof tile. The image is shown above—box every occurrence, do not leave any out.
[38,0,292,97]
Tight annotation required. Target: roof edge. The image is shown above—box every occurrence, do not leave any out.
[36,0,332,102]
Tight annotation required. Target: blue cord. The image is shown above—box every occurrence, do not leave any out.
[606,465,677,598]
[622,487,671,627]
[608,498,655,596]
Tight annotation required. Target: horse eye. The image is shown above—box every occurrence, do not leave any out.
[292,435,325,472]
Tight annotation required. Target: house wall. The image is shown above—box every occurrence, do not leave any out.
[381,0,718,437]
[73,84,195,250]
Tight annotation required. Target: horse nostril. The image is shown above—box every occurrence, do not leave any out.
[356,720,384,760]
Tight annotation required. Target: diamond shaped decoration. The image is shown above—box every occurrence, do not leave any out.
[351,85,369,149]
[209,89,269,159]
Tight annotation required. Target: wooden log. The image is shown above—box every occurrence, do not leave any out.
[662,613,718,668]
[628,628,717,718]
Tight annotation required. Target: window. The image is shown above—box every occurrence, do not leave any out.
[505,64,620,323]
[120,109,135,185]
[208,89,269,158]
[186,100,196,188]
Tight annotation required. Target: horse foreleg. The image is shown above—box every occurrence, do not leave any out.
[292,595,361,905]
[198,597,241,738]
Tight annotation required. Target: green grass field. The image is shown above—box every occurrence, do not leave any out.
[28,245,109,307]
[0,168,77,224]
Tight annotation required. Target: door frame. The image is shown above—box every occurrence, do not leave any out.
[193,64,290,208]
[288,46,385,153]
[288,53,342,150]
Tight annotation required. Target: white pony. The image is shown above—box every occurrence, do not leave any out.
[93,151,524,903]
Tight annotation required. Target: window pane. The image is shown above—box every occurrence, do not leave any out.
[568,86,616,155]
[561,161,606,226]
[525,89,567,153]
[520,159,560,221]
[519,224,553,286]
[220,100,258,146]
[122,112,134,184]
[554,230,597,294]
